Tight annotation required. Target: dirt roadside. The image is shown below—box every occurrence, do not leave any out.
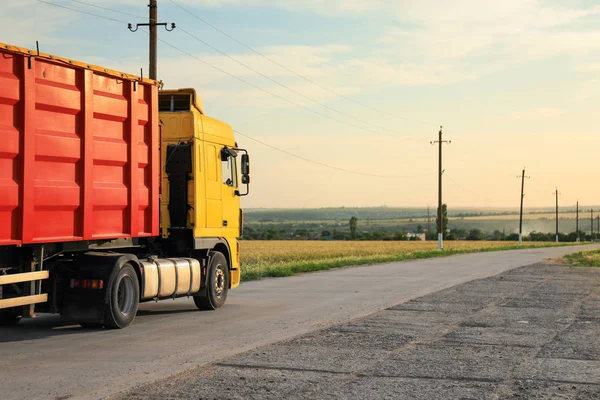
[114,261,600,399]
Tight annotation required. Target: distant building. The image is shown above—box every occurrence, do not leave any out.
[406,233,426,241]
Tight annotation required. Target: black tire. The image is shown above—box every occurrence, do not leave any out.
[103,263,139,329]
[194,251,229,311]
[0,308,21,326]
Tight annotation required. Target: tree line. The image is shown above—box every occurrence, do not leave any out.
[242,203,591,242]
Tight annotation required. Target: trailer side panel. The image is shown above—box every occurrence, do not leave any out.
[0,48,159,246]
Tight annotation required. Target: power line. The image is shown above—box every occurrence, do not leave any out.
[176,26,414,139]
[168,0,432,126]
[34,0,430,180]
[36,0,127,23]
[68,0,149,20]
[155,35,417,139]
[235,130,431,179]
[64,0,420,139]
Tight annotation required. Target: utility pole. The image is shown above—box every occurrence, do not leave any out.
[517,168,530,244]
[149,0,157,80]
[576,201,580,242]
[554,188,560,243]
[592,210,595,240]
[431,126,450,250]
[128,0,176,80]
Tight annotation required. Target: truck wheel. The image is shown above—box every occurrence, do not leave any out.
[194,251,229,310]
[0,308,21,326]
[103,263,139,329]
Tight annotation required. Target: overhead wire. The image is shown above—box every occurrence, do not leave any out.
[36,0,127,23]
[167,0,433,126]
[176,26,415,139]
[66,0,419,140]
[35,0,431,180]
[234,130,432,179]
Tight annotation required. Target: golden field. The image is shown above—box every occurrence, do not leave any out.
[240,240,574,281]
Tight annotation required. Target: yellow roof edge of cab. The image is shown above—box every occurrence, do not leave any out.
[0,41,160,86]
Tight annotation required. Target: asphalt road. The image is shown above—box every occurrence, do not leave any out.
[1,244,598,400]
[118,260,600,400]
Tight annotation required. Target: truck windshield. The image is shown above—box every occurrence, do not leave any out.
[158,94,191,112]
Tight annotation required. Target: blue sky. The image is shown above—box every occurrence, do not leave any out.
[2,0,600,209]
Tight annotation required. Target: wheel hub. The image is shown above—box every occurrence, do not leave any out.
[117,275,135,316]
[215,268,225,297]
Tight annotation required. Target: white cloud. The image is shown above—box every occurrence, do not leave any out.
[0,0,79,47]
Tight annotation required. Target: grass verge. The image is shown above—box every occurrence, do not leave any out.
[564,249,600,267]
[241,241,577,281]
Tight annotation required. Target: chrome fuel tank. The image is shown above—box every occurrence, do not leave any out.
[140,258,202,300]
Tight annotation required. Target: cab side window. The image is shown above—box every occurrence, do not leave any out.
[221,148,238,188]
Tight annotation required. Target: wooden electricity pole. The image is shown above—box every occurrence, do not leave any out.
[591,209,594,241]
[431,126,450,250]
[576,201,580,242]
[554,188,560,243]
[128,0,176,80]
[517,168,529,244]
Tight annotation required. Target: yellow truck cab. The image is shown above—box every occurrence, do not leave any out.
[159,88,247,290]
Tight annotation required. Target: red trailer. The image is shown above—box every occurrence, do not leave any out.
[0,44,160,246]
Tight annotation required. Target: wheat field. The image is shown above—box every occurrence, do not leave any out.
[239,240,573,281]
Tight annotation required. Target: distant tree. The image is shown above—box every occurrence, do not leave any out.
[416,224,424,234]
[505,233,520,241]
[332,230,347,240]
[467,229,485,241]
[450,227,468,240]
[436,204,449,236]
[321,230,332,237]
[489,230,504,241]
[349,216,358,240]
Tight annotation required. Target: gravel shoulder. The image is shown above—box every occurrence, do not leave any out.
[116,262,600,400]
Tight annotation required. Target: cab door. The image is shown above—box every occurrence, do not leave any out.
[220,147,240,236]
[204,143,222,229]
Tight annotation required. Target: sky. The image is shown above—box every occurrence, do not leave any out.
[1,0,600,209]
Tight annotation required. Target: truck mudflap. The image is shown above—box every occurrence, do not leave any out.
[60,252,141,324]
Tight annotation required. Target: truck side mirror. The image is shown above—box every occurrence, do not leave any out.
[241,154,250,175]
[235,150,250,196]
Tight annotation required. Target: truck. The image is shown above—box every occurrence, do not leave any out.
[0,42,250,328]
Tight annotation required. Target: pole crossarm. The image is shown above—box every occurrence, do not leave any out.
[127,1,176,80]
[128,22,176,32]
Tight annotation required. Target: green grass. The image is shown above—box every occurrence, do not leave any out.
[241,241,577,281]
[565,249,600,267]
